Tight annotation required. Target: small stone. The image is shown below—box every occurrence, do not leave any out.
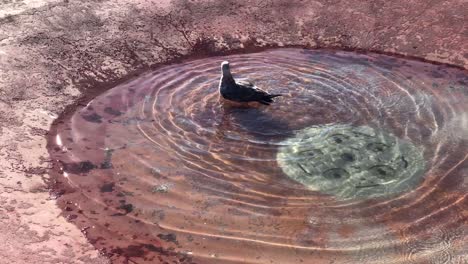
[152,183,172,193]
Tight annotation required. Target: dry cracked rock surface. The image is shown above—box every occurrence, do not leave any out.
[0,0,467,263]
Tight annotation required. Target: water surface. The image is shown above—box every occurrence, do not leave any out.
[49,49,467,263]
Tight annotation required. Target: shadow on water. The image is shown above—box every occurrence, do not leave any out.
[216,102,293,141]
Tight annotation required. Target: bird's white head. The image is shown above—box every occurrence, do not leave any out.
[221,61,231,76]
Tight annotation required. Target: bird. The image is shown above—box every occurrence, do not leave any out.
[218,61,282,105]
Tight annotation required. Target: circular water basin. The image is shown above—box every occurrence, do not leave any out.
[49,49,468,263]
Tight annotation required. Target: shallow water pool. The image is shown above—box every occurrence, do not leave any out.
[49,49,467,263]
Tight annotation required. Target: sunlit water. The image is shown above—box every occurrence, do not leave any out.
[49,49,467,263]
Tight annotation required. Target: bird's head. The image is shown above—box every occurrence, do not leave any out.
[221,61,231,76]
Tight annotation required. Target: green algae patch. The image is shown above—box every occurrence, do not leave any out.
[277,124,426,199]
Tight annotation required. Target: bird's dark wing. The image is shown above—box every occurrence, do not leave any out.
[235,81,271,102]
[236,79,255,88]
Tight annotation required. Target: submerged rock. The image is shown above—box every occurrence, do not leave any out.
[277,124,426,199]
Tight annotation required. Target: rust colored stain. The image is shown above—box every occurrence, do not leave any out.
[336,224,355,239]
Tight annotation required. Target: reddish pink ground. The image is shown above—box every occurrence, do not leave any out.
[0,0,466,263]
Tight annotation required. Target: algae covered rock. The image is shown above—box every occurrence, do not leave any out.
[277,124,426,199]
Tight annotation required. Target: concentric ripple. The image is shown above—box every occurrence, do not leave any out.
[49,49,468,263]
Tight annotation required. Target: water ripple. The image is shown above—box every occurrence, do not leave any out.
[49,49,467,263]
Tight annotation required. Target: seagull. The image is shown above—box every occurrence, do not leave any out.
[219,61,282,105]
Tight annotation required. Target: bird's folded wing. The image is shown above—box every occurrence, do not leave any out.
[236,79,255,88]
[237,79,268,93]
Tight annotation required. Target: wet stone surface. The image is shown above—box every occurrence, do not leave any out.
[277,124,425,199]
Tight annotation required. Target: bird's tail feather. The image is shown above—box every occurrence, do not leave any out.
[258,94,281,105]
[268,94,282,99]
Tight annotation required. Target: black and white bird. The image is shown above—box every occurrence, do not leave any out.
[219,61,282,105]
